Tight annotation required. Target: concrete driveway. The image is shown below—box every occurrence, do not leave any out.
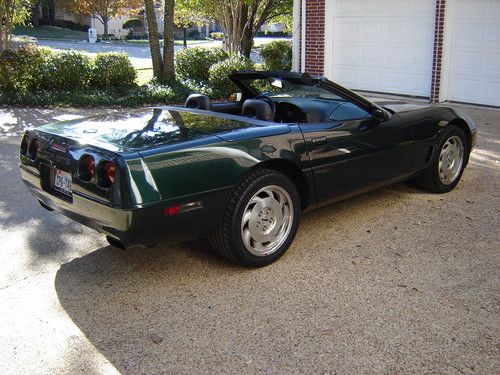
[0,103,498,374]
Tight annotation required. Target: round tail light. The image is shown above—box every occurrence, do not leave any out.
[28,139,40,160]
[79,155,95,181]
[20,134,30,156]
[101,162,116,186]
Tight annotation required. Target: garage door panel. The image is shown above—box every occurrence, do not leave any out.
[361,46,380,63]
[384,72,406,92]
[328,0,435,97]
[452,50,479,72]
[486,24,500,47]
[483,82,500,103]
[484,53,500,74]
[362,21,382,41]
[448,0,500,106]
[359,70,380,89]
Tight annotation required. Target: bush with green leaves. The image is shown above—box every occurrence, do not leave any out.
[0,45,52,92]
[91,53,137,87]
[45,51,92,90]
[209,32,224,40]
[208,55,254,98]
[175,47,228,84]
[259,40,292,71]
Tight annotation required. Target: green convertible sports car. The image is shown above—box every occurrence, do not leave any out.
[19,71,477,266]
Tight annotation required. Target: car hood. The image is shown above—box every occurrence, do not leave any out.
[371,99,431,113]
[35,107,290,152]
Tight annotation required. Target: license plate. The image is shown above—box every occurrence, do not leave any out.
[53,169,72,196]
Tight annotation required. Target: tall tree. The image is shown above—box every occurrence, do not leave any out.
[0,0,33,52]
[177,0,292,57]
[143,0,174,82]
[56,0,142,37]
[162,0,174,79]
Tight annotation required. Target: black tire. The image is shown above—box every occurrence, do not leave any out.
[415,125,468,193]
[211,168,301,267]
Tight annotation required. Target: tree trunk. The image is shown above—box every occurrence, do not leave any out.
[183,27,187,49]
[162,0,175,81]
[240,27,254,57]
[144,0,164,81]
[103,16,109,37]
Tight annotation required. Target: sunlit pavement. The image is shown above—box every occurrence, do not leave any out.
[0,103,498,374]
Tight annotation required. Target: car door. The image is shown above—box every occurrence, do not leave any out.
[299,111,414,206]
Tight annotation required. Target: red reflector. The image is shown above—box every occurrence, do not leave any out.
[163,205,181,216]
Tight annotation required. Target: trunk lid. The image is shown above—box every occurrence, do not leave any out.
[35,107,282,152]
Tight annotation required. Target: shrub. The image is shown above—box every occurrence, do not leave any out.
[0,45,52,92]
[259,40,292,71]
[91,53,137,87]
[45,51,92,90]
[208,55,254,98]
[175,47,228,84]
[123,18,143,29]
[209,32,224,40]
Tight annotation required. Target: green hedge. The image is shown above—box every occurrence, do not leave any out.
[91,53,137,87]
[0,82,191,107]
[208,55,254,98]
[260,40,292,71]
[0,45,136,93]
[175,47,228,84]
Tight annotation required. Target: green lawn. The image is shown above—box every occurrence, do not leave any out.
[13,26,88,41]
[136,68,154,86]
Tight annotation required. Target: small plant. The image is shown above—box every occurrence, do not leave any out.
[0,45,53,92]
[45,51,92,90]
[91,53,137,87]
[209,32,224,40]
[260,40,292,71]
[175,47,228,84]
[208,55,254,98]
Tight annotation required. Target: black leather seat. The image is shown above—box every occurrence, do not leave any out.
[241,99,275,122]
[185,94,211,110]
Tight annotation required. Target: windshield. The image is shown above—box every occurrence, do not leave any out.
[242,78,345,101]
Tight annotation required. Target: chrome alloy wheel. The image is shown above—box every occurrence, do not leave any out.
[438,135,464,185]
[241,185,294,257]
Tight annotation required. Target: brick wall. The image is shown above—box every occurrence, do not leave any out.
[304,0,325,75]
[430,0,446,102]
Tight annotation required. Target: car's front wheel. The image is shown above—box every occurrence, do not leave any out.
[211,168,301,266]
[415,125,468,193]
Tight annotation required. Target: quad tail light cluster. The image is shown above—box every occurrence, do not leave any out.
[20,135,40,160]
[79,154,116,187]
[21,134,117,188]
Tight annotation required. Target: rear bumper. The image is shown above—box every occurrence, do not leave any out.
[20,166,232,248]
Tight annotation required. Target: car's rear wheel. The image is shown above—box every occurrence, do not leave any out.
[415,125,468,193]
[211,168,301,266]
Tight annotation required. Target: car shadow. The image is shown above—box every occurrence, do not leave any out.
[53,180,421,373]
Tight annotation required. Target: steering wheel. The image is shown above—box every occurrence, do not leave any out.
[254,95,276,115]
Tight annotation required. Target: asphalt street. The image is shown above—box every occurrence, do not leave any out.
[0,102,498,374]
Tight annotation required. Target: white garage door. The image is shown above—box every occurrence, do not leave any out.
[325,0,435,97]
[447,0,500,106]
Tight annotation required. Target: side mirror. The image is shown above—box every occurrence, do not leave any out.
[372,109,387,122]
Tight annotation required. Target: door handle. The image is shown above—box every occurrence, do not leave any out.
[309,136,327,147]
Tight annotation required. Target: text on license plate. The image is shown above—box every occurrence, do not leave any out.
[54,169,72,196]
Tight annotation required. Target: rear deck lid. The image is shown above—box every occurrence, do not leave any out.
[35,107,287,152]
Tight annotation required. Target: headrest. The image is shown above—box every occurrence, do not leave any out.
[185,94,211,110]
[241,99,274,122]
